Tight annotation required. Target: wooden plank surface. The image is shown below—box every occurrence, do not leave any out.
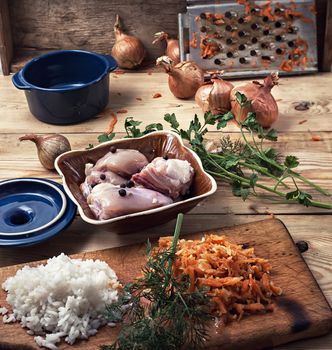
[7,0,185,68]
[0,72,331,349]
[1,73,332,133]
[0,219,331,350]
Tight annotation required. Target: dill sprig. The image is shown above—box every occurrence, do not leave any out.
[101,213,212,350]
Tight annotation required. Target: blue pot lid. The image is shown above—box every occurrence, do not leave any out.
[0,178,77,247]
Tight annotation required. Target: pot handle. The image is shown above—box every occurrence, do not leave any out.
[12,71,30,90]
[101,55,118,72]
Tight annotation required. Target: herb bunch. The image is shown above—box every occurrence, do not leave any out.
[101,214,211,350]
[162,92,331,209]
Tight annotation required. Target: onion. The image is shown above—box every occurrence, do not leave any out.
[195,71,234,115]
[153,32,180,64]
[230,72,279,128]
[111,14,145,69]
[19,134,71,170]
[156,56,204,99]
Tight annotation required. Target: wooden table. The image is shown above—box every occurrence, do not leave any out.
[0,72,331,349]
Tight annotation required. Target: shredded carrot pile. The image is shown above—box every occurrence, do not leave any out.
[158,234,282,323]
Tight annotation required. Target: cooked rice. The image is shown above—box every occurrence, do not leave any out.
[2,253,119,349]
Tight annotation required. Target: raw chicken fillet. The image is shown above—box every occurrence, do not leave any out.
[80,149,148,197]
[87,183,173,220]
[132,157,194,199]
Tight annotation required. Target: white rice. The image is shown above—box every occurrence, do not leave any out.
[2,253,119,349]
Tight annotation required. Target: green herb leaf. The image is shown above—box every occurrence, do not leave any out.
[224,155,240,169]
[217,111,234,129]
[250,173,258,188]
[284,155,299,169]
[164,113,180,130]
[265,128,278,141]
[232,181,250,200]
[235,91,251,107]
[98,133,115,143]
[286,189,313,207]
[86,143,94,149]
[204,111,221,125]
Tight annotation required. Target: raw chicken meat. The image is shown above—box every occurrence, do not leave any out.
[80,163,126,198]
[132,157,194,200]
[93,149,149,177]
[80,148,148,198]
[87,183,173,220]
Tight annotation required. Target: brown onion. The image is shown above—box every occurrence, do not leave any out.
[153,32,180,64]
[111,14,145,69]
[156,56,204,99]
[19,134,71,170]
[195,71,234,115]
[230,72,279,128]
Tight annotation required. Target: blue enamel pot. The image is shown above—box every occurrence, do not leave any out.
[12,50,117,125]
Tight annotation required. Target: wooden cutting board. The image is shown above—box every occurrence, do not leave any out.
[0,219,331,350]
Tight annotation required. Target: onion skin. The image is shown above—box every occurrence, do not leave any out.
[19,134,71,170]
[153,32,180,64]
[111,14,145,69]
[195,73,234,115]
[157,56,204,99]
[230,72,279,128]
[166,39,180,64]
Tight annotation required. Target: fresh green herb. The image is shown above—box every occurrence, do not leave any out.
[162,93,331,209]
[125,117,163,138]
[86,143,94,150]
[97,133,115,143]
[101,213,211,350]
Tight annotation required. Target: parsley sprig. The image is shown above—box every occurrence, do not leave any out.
[162,92,331,209]
[101,213,211,350]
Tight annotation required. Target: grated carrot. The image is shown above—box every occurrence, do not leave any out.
[156,234,282,324]
[106,111,118,134]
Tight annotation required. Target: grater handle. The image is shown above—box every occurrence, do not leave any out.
[178,13,185,62]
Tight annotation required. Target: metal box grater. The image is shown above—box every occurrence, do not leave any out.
[178,0,318,78]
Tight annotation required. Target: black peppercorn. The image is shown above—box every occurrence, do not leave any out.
[126,180,134,188]
[120,183,126,188]
[118,189,127,197]
[110,146,117,153]
[163,155,169,160]
[100,173,106,180]
[296,240,309,253]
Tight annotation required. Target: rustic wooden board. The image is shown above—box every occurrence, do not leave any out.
[0,219,331,350]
